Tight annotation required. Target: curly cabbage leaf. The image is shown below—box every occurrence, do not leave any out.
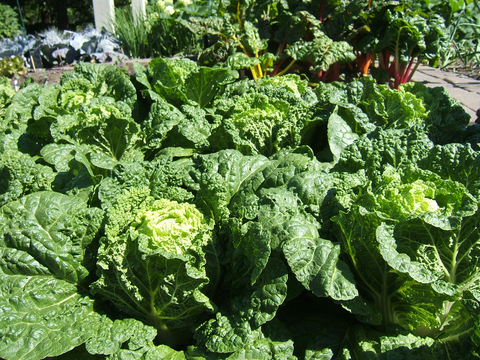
[194,258,289,354]
[195,149,358,303]
[136,57,238,109]
[0,149,56,207]
[211,75,318,156]
[332,125,434,186]
[59,61,137,110]
[315,77,427,134]
[97,153,196,213]
[0,77,14,118]
[401,82,474,145]
[418,143,480,201]
[143,100,217,155]
[41,98,143,185]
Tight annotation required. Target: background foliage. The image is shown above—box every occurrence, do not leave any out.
[0,4,23,40]
[2,0,129,32]
[1,0,480,81]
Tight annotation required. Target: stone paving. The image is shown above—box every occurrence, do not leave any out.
[411,64,480,124]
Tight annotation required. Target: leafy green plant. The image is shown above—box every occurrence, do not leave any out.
[317,0,449,88]
[113,0,203,59]
[184,0,452,88]
[407,0,480,72]
[0,58,480,359]
[0,4,22,40]
[447,1,480,71]
[108,0,474,87]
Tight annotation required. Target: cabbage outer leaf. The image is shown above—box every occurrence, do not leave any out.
[0,191,104,360]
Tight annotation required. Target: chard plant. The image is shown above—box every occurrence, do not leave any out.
[183,0,451,88]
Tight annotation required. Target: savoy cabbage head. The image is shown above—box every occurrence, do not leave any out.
[92,192,217,348]
[333,164,480,342]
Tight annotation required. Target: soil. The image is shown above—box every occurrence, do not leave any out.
[441,59,480,80]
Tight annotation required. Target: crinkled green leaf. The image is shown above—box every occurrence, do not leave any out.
[333,205,450,332]
[333,126,433,187]
[84,317,157,356]
[0,275,100,360]
[286,34,356,72]
[373,166,478,230]
[333,162,480,336]
[211,74,316,155]
[283,236,358,301]
[184,67,238,108]
[226,52,261,70]
[195,258,288,354]
[142,97,186,151]
[32,84,68,123]
[328,107,360,161]
[47,99,143,170]
[316,77,427,135]
[60,62,137,109]
[0,77,15,118]
[401,82,472,144]
[381,209,480,294]
[418,143,480,201]
[145,58,237,109]
[225,320,297,360]
[193,149,270,223]
[0,149,56,207]
[0,191,104,360]
[41,142,93,174]
[0,191,104,282]
[240,21,269,56]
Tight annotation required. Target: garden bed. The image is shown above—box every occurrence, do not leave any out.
[1,57,480,360]
[13,58,480,86]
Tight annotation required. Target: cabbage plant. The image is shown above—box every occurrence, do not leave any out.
[0,58,480,359]
[92,193,217,348]
[333,165,480,337]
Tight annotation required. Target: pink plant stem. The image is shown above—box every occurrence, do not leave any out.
[407,58,422,83]
[331,63,341,82]
[276,41,286,56]
[320,0,324,22]
[270,58,286,76]
[401,57,415,84]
